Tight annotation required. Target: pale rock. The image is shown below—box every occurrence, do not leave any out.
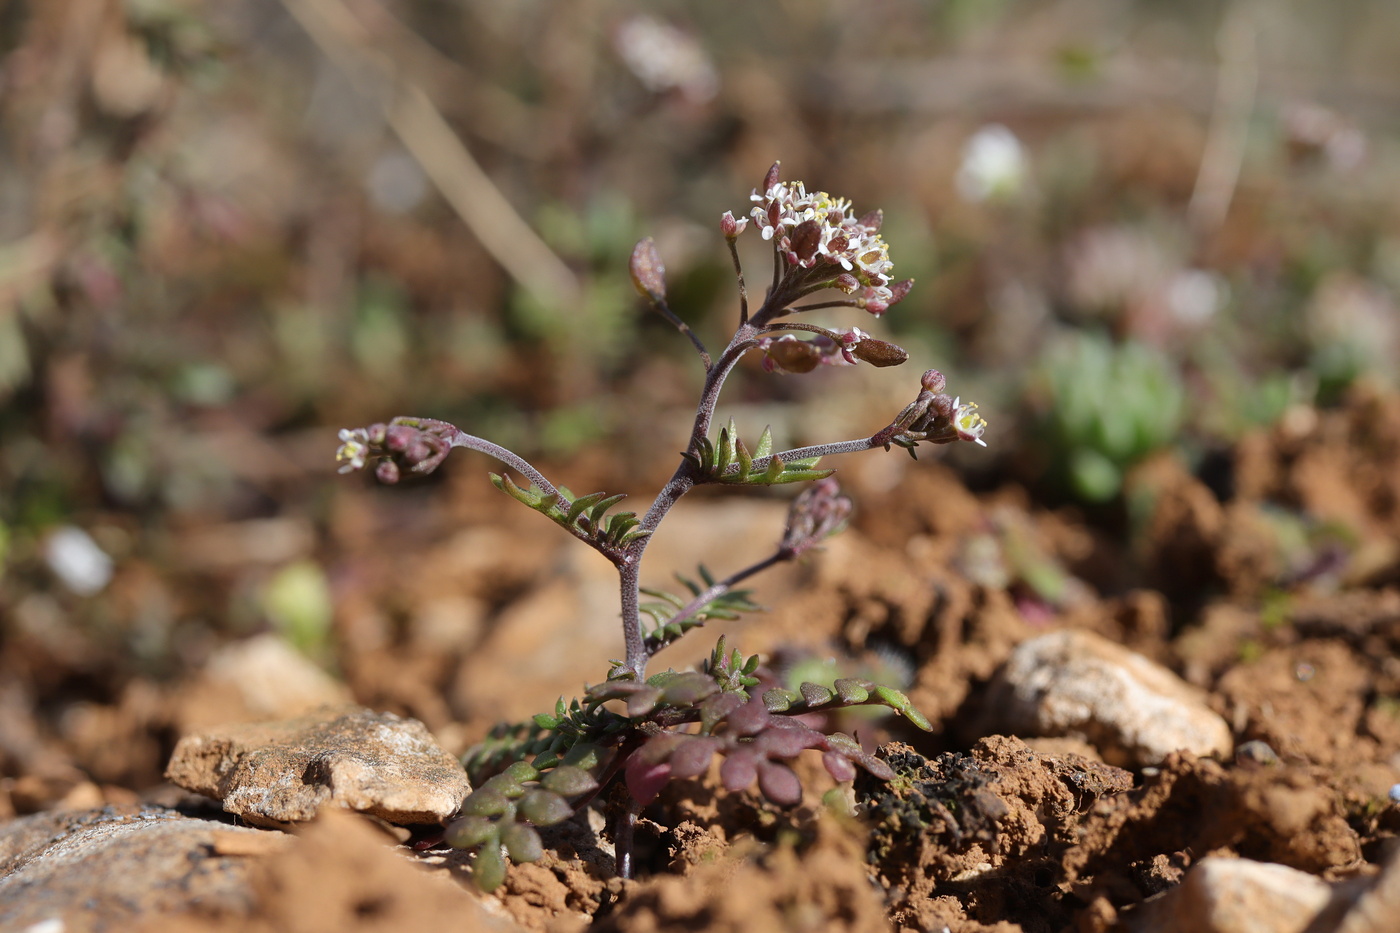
[0,805,286,930]
[986,629,1233,767]
[166,705,470,827]
[1131,856,1335,933]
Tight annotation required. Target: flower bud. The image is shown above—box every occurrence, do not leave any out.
[790,219,821,265]
[833,273,859,293]
[887,278,914,308]
[851,337,909,368]
[375,459,401,484]
[857,209,883,232]
[720,210,748,239]
[921,369,946,393]
[762,160,781,194]
[628,237,668,303]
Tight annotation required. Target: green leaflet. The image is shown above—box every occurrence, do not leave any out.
[490,474,652,550]
[685,420,834,486]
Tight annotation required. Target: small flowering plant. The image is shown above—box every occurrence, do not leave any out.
[336,162,987,890]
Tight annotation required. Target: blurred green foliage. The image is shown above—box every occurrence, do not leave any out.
[1031,333,1185,502]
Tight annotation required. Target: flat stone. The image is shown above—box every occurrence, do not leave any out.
[985,629,1233,767]
[0,805,521,933]
[0,805,288,931]
[165,706,471,828]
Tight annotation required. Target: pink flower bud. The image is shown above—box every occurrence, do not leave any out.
[887,279,914,307]
[762,160,781,194]
[921,370,946,393]
[720,210,748,238]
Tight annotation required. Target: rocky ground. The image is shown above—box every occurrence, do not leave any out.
[4,385,1400,933]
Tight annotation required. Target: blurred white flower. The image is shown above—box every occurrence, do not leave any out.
[955,124,1027,202]
[614,15,719,104]
[46,526,114,596]
[1167,268,1228,326]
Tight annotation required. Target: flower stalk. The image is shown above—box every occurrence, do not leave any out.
[335,161,987,679]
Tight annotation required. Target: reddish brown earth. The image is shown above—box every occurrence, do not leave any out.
[5,385,1400,932]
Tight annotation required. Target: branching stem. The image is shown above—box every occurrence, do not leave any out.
[642,550,788,657]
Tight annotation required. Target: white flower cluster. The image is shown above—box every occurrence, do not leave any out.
[749,181,897,311]
[336,427,370,473]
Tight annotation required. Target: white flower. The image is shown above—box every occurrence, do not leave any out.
[953,397,989,447]
[336,428,370,474]
[955,124,1027,203]
[46,526,113,596]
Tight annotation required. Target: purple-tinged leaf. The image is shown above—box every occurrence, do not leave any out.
[700,692,745,733]
[757,759,802,806]
[860,755,895,781]
[799,682,835,707]
[625,752,672,806]
[669,735,722,780]
[754,723,824,759]
[822,750,858,783]
[659,671,719,706]
[626,686,663,718]
[725,697,770,736]
[719,747,758,792]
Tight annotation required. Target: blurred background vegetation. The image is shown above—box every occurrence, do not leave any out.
[2,0,1399,765]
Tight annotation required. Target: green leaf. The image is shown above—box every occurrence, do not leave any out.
[588,493,629,525]
[735,437,753,480]
[755,425,774,458]
[446,815,497,849]
[874,685,933,731]
[833,678,871,703]
[501,822,544,863]
[763,687,800,712]
[503,760,539,785]
[461,787,511,817]
[472,840,507,892]
[540,764,599,797]
[519,788,574,826]
[566,491,611,525]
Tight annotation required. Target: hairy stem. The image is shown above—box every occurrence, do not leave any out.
[726,237,749,326]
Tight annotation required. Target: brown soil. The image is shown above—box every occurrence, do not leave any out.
[6,385,1400,932]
